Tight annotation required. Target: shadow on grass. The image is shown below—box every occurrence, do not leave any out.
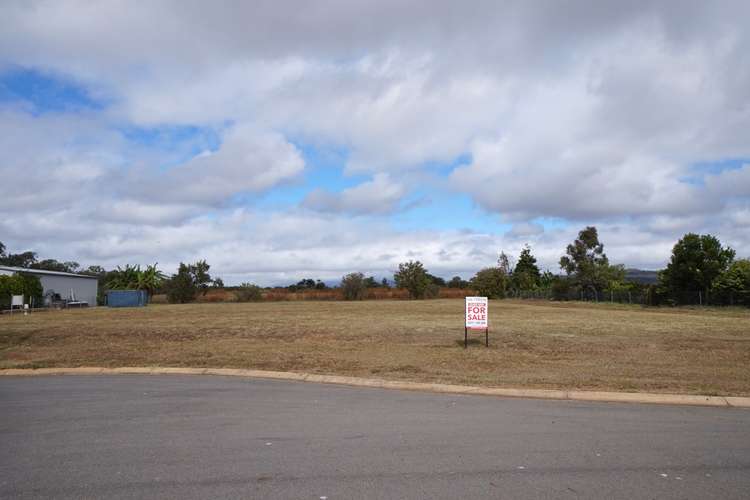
[454,338,486,348]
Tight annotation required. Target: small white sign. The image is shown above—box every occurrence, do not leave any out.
[11,295,24,307]
[465,296,488,329]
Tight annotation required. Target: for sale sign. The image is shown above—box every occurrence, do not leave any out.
[465,296,488,329]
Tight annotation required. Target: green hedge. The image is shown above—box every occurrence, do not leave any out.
[0,273,44,309]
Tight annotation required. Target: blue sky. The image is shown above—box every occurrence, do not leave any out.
[2,68,516,235]
[0,67,102,112]
[1,1,748,285]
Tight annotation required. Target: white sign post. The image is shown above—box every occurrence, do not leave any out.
[464,296,489,348]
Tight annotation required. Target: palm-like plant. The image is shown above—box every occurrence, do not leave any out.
[106,264,140,290]
[139,264,166,297]
[106,263,165,298]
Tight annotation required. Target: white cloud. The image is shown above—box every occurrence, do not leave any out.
[133,124,305,206]
[303,174,406,214]
[1,1,749,278]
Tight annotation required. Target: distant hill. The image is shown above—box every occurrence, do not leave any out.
[624,269,659,285]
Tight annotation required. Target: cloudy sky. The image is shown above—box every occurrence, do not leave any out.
[1,0,748,285]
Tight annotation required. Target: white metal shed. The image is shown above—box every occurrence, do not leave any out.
[0,266,99,307]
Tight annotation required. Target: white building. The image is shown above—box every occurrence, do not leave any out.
[0,266,99,307]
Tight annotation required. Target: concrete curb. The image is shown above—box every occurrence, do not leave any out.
[1,367,748,408]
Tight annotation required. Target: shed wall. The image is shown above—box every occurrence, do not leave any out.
[38,275,98,307]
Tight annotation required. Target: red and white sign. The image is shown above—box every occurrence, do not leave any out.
[465,296,488,329]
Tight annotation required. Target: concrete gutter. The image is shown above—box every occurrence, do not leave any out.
[2,367,749,408]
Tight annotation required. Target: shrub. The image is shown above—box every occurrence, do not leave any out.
[340,272,366,300]
[394,260,431,299]
[235,283,263,302]
[712,259,750,306]
[447,276,470,289]
[165,265,198,304]
[0,273,43,309]
[470,267,509,299]
[550,276,574,300]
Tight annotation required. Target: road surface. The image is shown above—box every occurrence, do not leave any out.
[1,375,748,499]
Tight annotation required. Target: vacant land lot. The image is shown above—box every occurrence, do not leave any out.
[2,300,749,395]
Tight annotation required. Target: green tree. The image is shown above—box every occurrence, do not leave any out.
[658,233,735,302]
[426,273,446,287]
[138,264,167,297]
[82,265,107,276]
[497,251,513,275]
[549,275,573,300]
[341,272,367,300]
[559,226,622,295]
[31,259,80,273]
[363,276,378,288]
[470,267,509,299]
[106,265,142,290]
[0,273,43,309]
[711,259,750,306]
[394,260,432,299]
[289,278,319,291]
[539,270,555,290]
[447,276,470,289]
[106,264,165,298]
[166,263,199,303]
[513,245,541,291]
[0,249,37,268]
[189,260,213,296]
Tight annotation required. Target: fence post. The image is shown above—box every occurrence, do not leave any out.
[698,291,702,306]
[610,290,613,303]
[628,291,632,304]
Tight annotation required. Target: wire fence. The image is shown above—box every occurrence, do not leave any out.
[509,288,750,307]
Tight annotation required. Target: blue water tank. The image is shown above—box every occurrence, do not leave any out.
[106,290,148,307]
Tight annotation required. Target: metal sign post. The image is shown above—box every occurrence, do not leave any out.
[464,296,489,348]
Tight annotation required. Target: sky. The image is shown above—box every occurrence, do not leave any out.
[0,0,749,285]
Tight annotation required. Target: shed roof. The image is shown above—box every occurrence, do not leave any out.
[0,266,99,279]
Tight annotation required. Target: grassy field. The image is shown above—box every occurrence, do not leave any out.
[1,299,749,396]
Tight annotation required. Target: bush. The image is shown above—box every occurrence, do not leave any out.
[470,267,509,299]
[550,276,574,300]
[235,283,263,302]
[0,273,43,309]
[340,272,366,300]
[165,265,198,304]
[712,259,750,306]
[394,260,432,299]
[447,276,470,289]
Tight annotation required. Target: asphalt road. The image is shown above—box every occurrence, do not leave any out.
[1,376,749,499]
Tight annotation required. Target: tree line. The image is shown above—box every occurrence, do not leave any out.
[3,227,749,307]
[0,242,222,305]
[340,226,749,307]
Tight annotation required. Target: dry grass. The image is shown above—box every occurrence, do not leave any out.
[1,299,749,396]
